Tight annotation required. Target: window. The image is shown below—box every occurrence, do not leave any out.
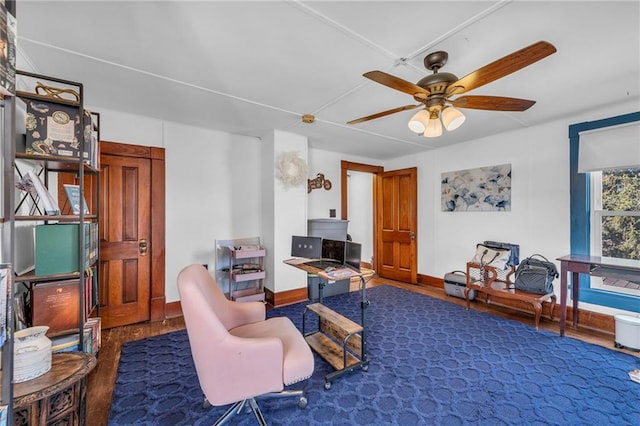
[569,112,640,313]
[590,168,640,297]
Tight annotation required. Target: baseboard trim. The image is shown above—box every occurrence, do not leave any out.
[163,274,616,335]
[420,274,616,334]
[418,273,443,288]
[165,301,183,319]
[265,287,309,308]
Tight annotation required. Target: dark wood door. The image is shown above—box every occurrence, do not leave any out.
[99,152,151,328]
[376,167,418,283]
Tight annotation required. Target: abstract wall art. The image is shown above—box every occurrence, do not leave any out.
[441,163,512,212]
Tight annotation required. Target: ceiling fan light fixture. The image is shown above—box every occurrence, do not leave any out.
[441,106,466,131]
[423,111,442,138]
[408,109,430,134]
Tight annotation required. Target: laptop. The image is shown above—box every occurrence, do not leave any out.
[291,235,322,259]
[344,241,362,272]
[304,238,345,269]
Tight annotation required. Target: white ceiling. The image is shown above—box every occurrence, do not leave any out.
[15,1,640,160]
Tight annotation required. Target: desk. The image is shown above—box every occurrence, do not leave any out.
[284,258,370,389]
[557,254,640,337]
[1,352,96,425]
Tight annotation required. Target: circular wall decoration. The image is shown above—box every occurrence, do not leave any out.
[276,151,308,188]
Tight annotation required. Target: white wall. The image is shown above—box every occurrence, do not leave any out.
[347,171,374,265]
[69,100,640,318]
[307,148,380,268]
[98,108,262,303]
[385,99,639,316]
[306,148,344,220]
[94,107,164,148]
[262,129,309,293]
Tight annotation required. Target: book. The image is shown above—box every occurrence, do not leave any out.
[63,184,90,215]
[25,170,60,215]
[31,279,80,335]
[85,317,101,354]
[0,2,16,96]
[50,333,80,352]
[0,267,8,348]
[50,317,101,354]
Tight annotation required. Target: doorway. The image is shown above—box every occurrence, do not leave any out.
[341,161,418,282]
[98,141,166,328]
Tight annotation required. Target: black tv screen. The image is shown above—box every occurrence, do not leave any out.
[321,239,345,263]
[345,241,361,271]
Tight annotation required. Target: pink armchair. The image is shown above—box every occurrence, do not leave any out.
[177,264,314,425]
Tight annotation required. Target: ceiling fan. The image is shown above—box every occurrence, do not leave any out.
[347,41,557,137]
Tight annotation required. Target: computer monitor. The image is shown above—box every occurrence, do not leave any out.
[321,239,346,264]
[345,241,362,271]
[291,235,322,259]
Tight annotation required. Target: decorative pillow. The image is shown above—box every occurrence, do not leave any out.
[471,244,511,270]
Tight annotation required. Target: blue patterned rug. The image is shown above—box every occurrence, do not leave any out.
[108,285,640,425]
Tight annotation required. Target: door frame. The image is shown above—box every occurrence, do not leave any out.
[100,141,166,322]
[340,160,384,271]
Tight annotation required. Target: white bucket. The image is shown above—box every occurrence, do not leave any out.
[614,315,640,351]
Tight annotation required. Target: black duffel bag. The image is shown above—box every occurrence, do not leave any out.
[514,254,558,294]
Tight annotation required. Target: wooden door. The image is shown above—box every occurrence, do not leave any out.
[376,167,418,283]
[99,151,152,328]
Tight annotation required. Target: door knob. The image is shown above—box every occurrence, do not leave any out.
[139,239,148,256]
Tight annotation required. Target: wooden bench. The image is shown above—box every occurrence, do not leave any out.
[464,262,556,330]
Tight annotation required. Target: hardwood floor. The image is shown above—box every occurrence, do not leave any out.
[86,276,638,426]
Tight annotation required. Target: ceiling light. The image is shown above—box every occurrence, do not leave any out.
[408,105,465,138]
[423,111,442,138]
[408,109,430,134]
[441,106,466,131]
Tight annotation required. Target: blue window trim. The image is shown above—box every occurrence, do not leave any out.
[568,111,640,312]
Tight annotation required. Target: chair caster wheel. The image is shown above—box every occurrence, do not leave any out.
[362,364,369,372]
[298,396,308,408]
[203,399,211,409]
[324,381,332,390]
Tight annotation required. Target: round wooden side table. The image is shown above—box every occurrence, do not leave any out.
[6,352,96,425]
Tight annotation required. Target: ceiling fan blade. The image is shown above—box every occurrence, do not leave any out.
[451,95,536,111]
[347,104,422,125]
[364,71,430,100]
[446,41,557,96]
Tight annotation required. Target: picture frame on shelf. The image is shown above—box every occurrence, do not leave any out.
[63,184,89,215]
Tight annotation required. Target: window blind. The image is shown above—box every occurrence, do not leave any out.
[578,121,640,173]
